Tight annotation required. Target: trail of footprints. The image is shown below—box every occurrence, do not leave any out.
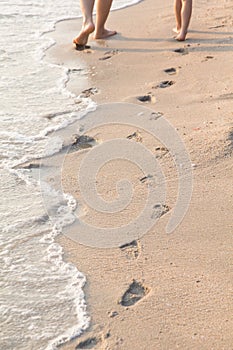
[137,66,178,103]
[71,75,174,349]
[135,46,216,106]
[73,44,222,350]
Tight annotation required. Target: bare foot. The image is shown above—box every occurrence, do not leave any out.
[175,31,187,41]
[73,22,95,46]
[93,28,117,40]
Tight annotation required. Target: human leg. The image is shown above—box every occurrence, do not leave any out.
[73,0,95,45]
[176,0,192,41]
[174,0,182,33]
[93,0,116,39]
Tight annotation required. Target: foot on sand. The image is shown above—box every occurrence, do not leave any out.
[73,22,95,47]
[175,31,187,41]
[93,28,117,40]
[119,280,149,307]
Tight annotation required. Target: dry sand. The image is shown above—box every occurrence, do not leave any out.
[44,0,233,349]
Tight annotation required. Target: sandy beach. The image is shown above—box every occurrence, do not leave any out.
[45,0,233,349]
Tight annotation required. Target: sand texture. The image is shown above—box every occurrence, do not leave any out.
[45,0,233,349]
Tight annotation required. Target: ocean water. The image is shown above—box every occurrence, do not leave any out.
[0,1,140,349]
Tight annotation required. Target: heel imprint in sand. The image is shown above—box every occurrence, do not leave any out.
[137,94,156,104]
[137,95,151,102]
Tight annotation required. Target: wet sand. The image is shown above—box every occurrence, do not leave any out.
[45,0,233,349]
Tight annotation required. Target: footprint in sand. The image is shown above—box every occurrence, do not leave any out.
[149,111,163,121]
[75,331,111,349]
[119,280,150,307]
[80,87,99,98]
[68,134,98,152]
[120,240,141,259]
[75,337,100,349]
[154,146,169,158]
[17,161,41,169]
[202,55,214,62]
[164,67,177,75]
[153,80,175,89]
[126,131,142,142]
[136,94,156,103]
[139,174,153,183]
[139,174,158,190]
[99,49,119,60]
[174,47,189,55]
[219,93,233,100]
[227,129,233,150]
[151,204,170,219]
[137,95,151,102]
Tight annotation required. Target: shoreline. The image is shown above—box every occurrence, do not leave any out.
[45,0,233,349]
